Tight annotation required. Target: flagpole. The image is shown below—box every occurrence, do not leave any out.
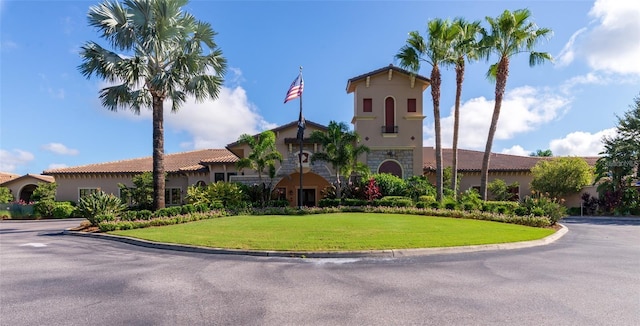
[298,66,304,209]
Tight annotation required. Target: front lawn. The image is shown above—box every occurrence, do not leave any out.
[110,213,555,251]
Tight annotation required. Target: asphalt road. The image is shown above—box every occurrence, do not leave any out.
[1,217,638,326]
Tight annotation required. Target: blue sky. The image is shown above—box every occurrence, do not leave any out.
[1,0,639,175]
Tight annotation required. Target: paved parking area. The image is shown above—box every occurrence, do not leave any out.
[1,217,638,325]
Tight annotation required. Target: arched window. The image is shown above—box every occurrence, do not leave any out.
[378,160,403,178]
[384,97,396,133]
[195,180,206,188]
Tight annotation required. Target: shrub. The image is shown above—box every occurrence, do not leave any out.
[373,197,413,207]
[521,192,567,224]
[417,195,436,203]
[364,178,382,202]
[51,202,76,219]
[319,198,340,207]
[342,198,367,206]
[77,191,126,226]
[185,184,210,206]
[31,182,57,202]
[442,197,458,210]
[459,189,482,211]
[34,200,56,217]
[372,173,407,197]
[136,210,153,220]
[118,172,154,210]
[405,176,436,201]
[181,204,196,214]
[93,213,117,225]
[208,182,244,208]
[482,201,519,215]
[0,187,14,204]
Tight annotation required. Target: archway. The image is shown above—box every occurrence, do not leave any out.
[274,172,331,207]
[378,160,403,178]
[19,184,37,203]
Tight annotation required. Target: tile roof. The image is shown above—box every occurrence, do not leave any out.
[0,174,54,186]
[346,64,431,93]
[0,172,20,184]
[43,149,238,175]
[423,147,599,172]
[225,119,327,148]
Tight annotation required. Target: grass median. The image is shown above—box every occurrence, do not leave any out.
[109,213,556,251]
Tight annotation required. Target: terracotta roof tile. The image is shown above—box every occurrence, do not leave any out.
[43,149,238,175]
[0,174,54,186]
[423,147,599,172]
[0,172,20,184]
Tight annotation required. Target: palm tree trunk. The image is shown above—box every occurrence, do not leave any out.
[480,57,509,200]
[431,65,443,202]
[451,59,464,199]
[152,96,165,210]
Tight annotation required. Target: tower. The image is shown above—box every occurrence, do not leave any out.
[346,64,430,178]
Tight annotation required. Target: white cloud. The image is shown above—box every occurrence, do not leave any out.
[166,86,276,149]
[501,145,531,157]
[558,0,640,76]
[42,143,79,156]
[555,28,587,68]
[107,84,275,148]
[549,128,617,156]
[47,163,69,170]
[424,86,571,150]
[0,149,35,172]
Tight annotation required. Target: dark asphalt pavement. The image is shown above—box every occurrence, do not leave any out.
[1,217,638,326]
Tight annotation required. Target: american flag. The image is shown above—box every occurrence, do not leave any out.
[284,73,304,103]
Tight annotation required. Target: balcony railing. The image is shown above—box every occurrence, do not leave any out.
[381,125,398,134]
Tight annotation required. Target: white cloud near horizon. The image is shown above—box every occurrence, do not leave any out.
[549,128,616,156]
[0,149,35,173]
[47,163,69,170]
[42,143,79,156]
[424,86,571,150]
[556,0,640,76]
[166,86,276,149]
[97,68,276,149]
[500,145,531,157]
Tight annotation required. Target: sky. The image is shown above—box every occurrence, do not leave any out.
[1,0,639,176]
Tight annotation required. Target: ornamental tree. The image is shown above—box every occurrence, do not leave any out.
[530,157,593,199]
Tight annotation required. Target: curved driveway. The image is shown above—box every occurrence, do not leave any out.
[1,217,638,325]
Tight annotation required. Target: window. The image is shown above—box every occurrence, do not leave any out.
[78,188,99,200]
[227,172,237,181]
[384,97,395,133]
[165,188,182,206]
[407,98,416,112]
[363,98,372,112]
[214,173,225,183]
[195,180,207,188]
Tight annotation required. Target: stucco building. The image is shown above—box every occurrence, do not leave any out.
[35,65,597,208]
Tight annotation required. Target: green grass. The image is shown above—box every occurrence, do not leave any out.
[110,213,556,251]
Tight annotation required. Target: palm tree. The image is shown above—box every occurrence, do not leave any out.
[78,0,227,210]
[449,18,481,199]
[478,9,552,200]
[396,19,457,202]
[235,130,283,204]
[309,121,370,199]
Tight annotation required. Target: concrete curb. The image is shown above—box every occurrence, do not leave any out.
[63,223,568,259]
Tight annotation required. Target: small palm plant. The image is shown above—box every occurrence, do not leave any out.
[77,191,127,226]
